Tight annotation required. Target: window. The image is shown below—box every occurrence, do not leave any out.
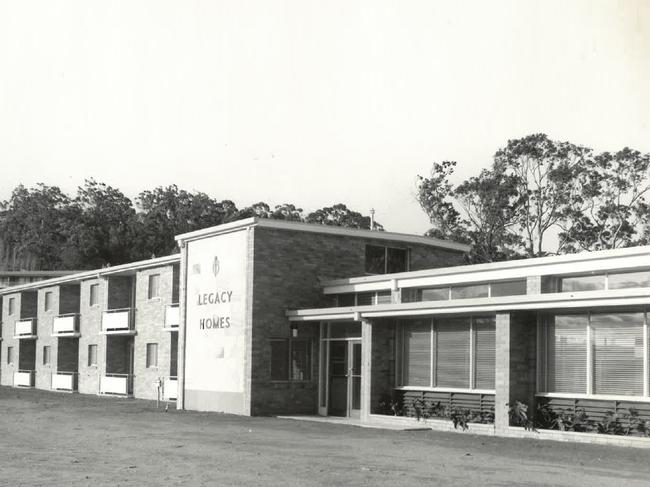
[44,292,53,312]
[542,312,646,397]
[607,270,650,290]
[450,284,489,300]
[490,280,526,297]
[419,287,450,302]
[43,346,51,366]
[560,275,605,292]
[335,291,393,307]
[400,316,495,390]
[88,344,98,366]
[8,297,15,316]
[436,318,471,388]
[403,320,431,387]
[89,284,99,306]
[148,274,160,299]
[7,346,14,365]
[270,338,311,381]
[365,245,408,274]
[146,343,158,368]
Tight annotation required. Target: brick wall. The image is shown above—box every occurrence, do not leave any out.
[35,286,58,390]
[133,265,176,400]
[249,227,464,415]
[1,292,20,386]
[495,311,538,433]
[509,312,537,409]
[370,319,396,414]
[78,278,105,395]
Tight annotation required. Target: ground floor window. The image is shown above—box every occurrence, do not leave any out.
[399,316,495,390]
[7,346,14,365]
[270,338,311,381]
[146,343,158,368]
[43,346,51,366]
[88,344,97,367]
[540,311,647,397]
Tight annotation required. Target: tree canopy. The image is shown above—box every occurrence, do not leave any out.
[417,134,650,262]
[0,184,379,270]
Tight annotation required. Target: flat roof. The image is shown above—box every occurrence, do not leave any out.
[175,217,470,252]
[0,254,180,295]
[0,270,81,277]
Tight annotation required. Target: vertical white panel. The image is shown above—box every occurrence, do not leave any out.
[184,229,248,395]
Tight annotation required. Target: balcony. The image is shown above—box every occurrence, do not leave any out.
[163,376,178,400]
[52,371,78,391]
[14,370,34,387]
[14,319,37,339]
[52,314,80,337]
[101,308,135,334]
[100,373,133,395]
[164,305,180,330]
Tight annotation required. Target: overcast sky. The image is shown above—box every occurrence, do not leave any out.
[1,0,648,234]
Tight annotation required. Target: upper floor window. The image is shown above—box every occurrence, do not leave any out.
[551,269,650,294]
[148,274,161,300]
[8,297,15,315]
[89,284,99,307]
[365,245,408,274]
[44,291,53,312]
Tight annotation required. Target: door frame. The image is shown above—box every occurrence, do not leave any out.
[318,322,363,418]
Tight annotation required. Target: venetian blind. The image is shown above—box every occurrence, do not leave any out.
[436,318,471,388]
[547,315,588,393]
[474,317,496,390]
[591,313,644,396]
[403,321,432,387]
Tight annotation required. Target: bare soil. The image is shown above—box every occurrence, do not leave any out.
[1,386,649,486]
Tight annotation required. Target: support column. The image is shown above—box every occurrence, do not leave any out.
[494,312,511,434]
[360,318,373,422]
[176,241,188,410]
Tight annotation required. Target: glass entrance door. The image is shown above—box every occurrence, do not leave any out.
[327,339,362,418]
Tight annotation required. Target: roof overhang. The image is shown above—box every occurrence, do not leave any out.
[0,254,181,295]
[287,287,650,322]
[175,217,469,252]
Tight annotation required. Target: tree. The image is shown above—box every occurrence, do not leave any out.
[0,184,72,269]
[493,133,591,257]
[64,179,139,268]
[305,204,383,230]
[417,163,521,263]
[136,185,238,257]
[559,148,650,251]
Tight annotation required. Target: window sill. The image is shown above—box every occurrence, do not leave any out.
[395,386,496,394]
[536,392,650,403]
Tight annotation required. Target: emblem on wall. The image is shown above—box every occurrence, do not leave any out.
[212,256,220,276]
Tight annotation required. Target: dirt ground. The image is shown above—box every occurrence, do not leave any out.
[1,387,650,486]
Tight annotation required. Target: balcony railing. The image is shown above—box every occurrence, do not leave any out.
[52,371,78,391]
[14,370,35,387]
[101,308,134,333]
[14,319,37,338]
[163,376,178,400]
[100,373,133,395]
[52,313,80,336]
[164,305,180,329]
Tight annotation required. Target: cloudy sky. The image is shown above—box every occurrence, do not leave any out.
[1,0,648,234]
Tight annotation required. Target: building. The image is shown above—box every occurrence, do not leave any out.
[3,217,650,447]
